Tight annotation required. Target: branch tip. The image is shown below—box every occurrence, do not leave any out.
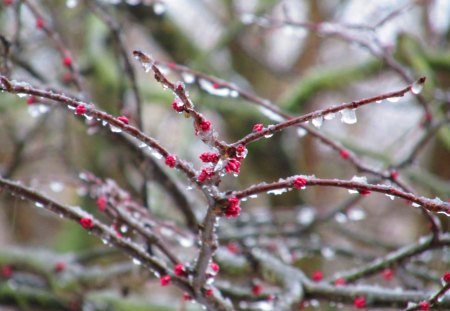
[0,76,12,91]
[132,50,152,64]
[417,76,426,84]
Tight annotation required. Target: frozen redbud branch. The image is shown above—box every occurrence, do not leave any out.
[245,8,431,114]
[0,176,233,311]
[91,174,196,238]
[132,50,228,153]
[404,281,450,311]
[140,57,417,191]
[87,1,143,129]
[396,118,449,169]
[110,134,198,229]
[103,198,181,265]
[234,174,449,214]
[0,76,198,182]
[232,77,426,147]
[80,172,185,265]
[0,176,171,279]
[192,206,219,293]
[251,247,450,309]
[330,234,450,284]
[21,0,85,94]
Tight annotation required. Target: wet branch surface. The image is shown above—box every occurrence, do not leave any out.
[1,1,450,311]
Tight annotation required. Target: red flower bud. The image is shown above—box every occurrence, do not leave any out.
[253,123,264,132]
[75,104,87,115]
[165,155,176,168]
[199,119,211,132]
[210,262,220,273]
[174,264,186,276]
[36,18,45,29]
[96,196,107,212]
[55,262,66,272]
[419,301,430,311]
[160,275,171,286]
[353,296,366,309]
[63,56,72,67]
[340,149,350,159]
[293,177,307,189]
[252,284,262,296]
[382,268,394,281]
[117,116,129,124]
[312,271,323,282]
[80,217,93,229]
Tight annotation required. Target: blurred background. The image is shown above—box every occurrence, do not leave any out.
[0,0,450,310]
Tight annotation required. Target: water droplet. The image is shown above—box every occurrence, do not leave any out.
[297,127,307,137]
[138,142,147,148]
[406,302,416,309]
[240,13,256,25]
[153,2,166,15]
[198,79,231,97]
[149,269,160,278]
[412,202,420,207]
[312,116,323,128]
[120,225,128,233]
[79,172,88,180]
[387,96,401,103]
[249,194,258,199]
[324,112,335,120]
[264,125,275,138]
[160,227,174,238]
[178,236,194,248]
[437,210,450,217]
[340,109,357,124]
[267,188,288,195]
[376,100,383,103]
[151,150,163,159]
[27,105,49,117]
[351,176,368,183]
[385,194,395,200]
[143,62,153,73]
[110,124,122,133]
[17,93,28,98]
[35,202,44,208]
[348,176,367,194]
[230,90,239,98]
[39,105,50,113]
[258,106,284,122]
[181,72,195,84]
[66,0,77,8]
[49,181,64,192]
[321,247,336,259]
[132,258,142,265]
[335,213,348,223]
[297,207,315,225]
[310,299,320,307]
[347,208,366,221]
[411,81,423,94]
